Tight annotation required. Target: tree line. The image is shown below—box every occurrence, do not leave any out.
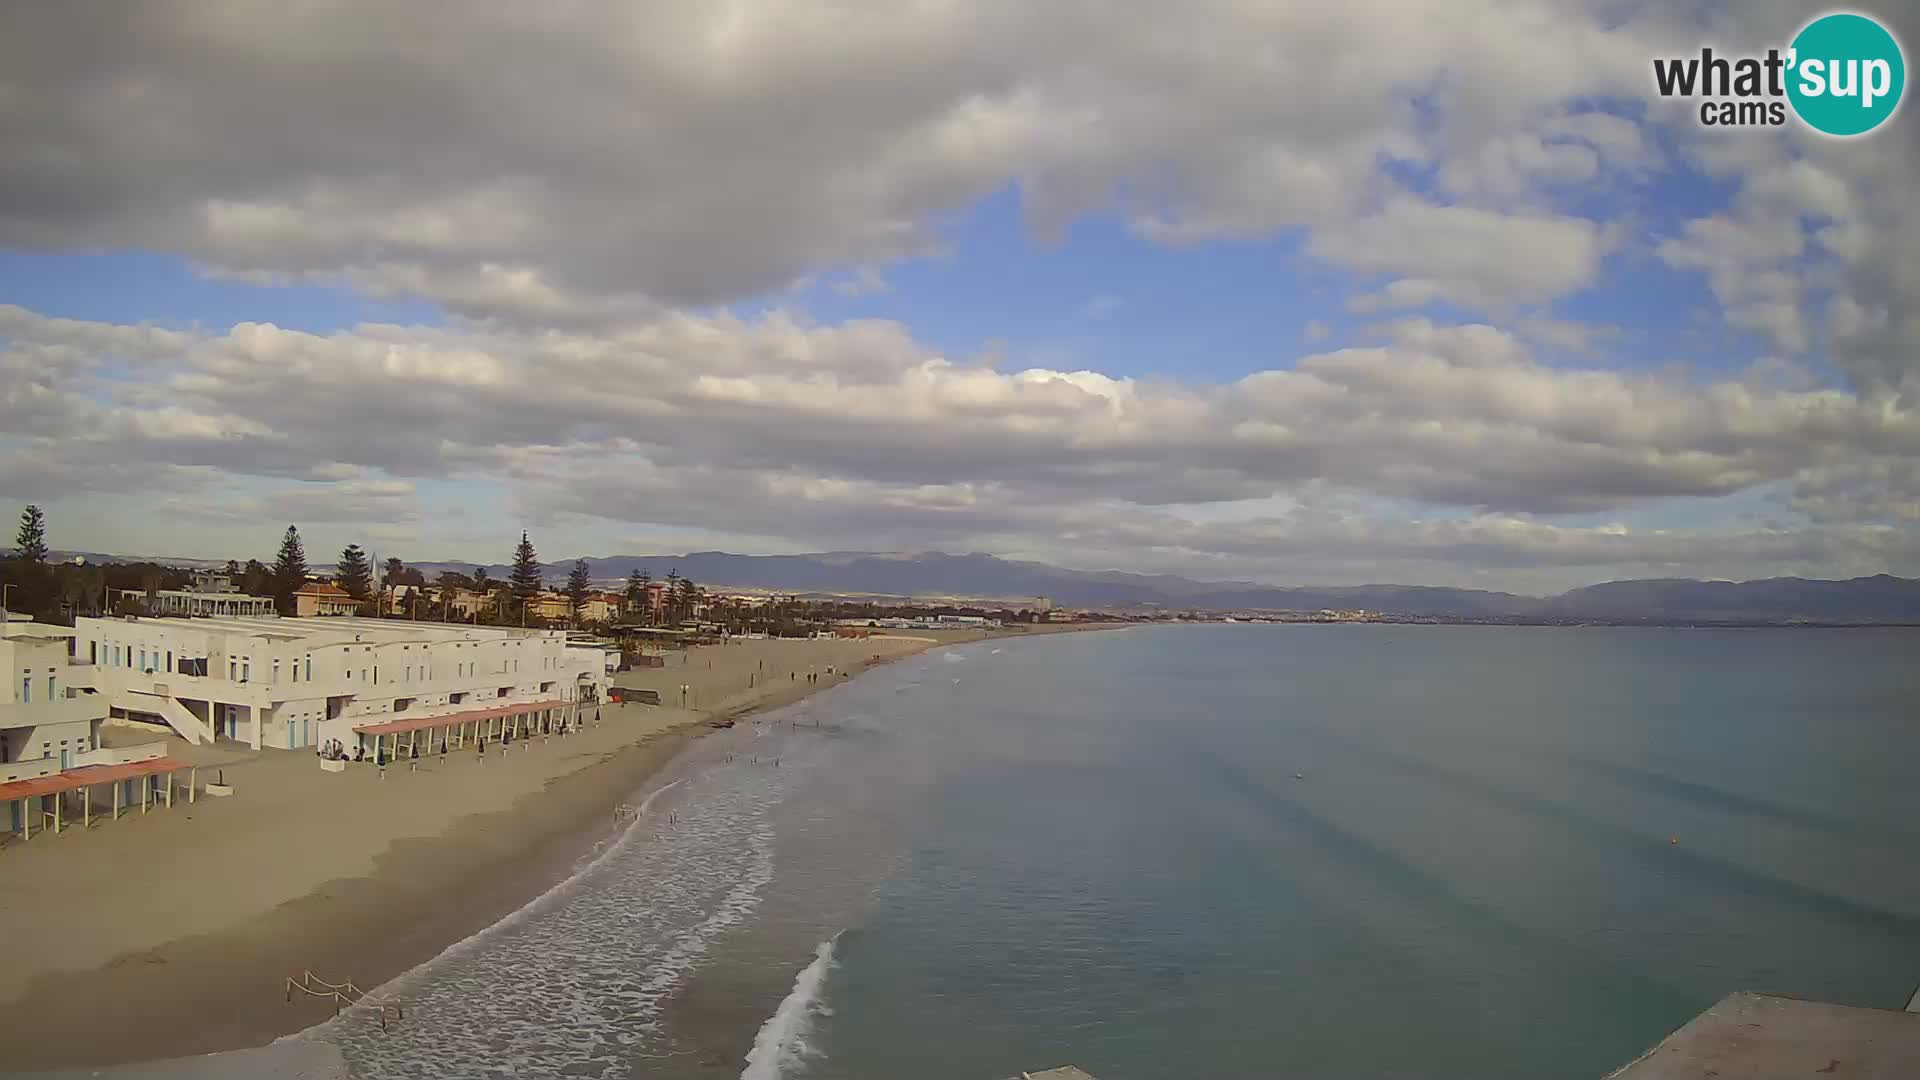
[2,505,710,631]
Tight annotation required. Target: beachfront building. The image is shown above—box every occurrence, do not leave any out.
[2,622,108,781]
[115,571,276,618]
[3,620,193,839]
[69,615,610,753]
[294,582,361,617]
[579,592,622,624]
[522,591,570,622]
[441,587,494,619]
[117,589,277,617]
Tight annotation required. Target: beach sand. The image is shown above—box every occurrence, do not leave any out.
[0,626,1095,1072]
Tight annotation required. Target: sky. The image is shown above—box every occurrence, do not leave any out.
[1,1,1916,594]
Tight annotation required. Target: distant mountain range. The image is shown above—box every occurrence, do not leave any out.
[15,546,1918,624]
[400,550,1920,625]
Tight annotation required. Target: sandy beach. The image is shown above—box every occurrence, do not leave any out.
[0,626,1099,1072]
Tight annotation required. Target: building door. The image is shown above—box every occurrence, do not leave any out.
[60,748,70,770]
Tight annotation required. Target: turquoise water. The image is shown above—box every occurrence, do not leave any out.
[316,625,1920,1079]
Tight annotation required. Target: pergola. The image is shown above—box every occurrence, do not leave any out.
[351,698,574,761]
[1,756,194,840]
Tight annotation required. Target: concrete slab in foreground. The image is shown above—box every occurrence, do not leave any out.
[1606,992,1920,1079]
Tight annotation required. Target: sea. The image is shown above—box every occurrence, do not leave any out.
[304,625,1920,1079]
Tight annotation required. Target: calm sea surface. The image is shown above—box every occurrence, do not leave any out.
[310,626,1920,1079]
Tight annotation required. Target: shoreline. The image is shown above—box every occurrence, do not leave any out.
[0,625,1112,1073]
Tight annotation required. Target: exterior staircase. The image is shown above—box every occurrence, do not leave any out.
[127,686,213,745]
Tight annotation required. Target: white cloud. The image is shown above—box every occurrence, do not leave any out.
[3,303,1916,585]
[0,1,1667,321]
[2,1,1918,587]
[1314,198,1615,313]
[832,268,892,297]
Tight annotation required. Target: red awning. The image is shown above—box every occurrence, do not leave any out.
[0,756,188,801]
[353,699,567,738]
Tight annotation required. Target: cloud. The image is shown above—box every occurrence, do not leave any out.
[832,267,892,297]
[0,1,1665,321]
[3,303,1916,585]
[1315,198,1616,313]
[3,1,1918,587]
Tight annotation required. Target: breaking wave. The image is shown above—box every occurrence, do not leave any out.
[739,934,839,1080]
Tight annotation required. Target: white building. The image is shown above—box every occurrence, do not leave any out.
[118,588,276,617]
[114,571,277,618]
[2,622,110,782]
[70,614,610,754]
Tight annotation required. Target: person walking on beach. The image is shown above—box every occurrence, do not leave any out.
[477,735,486,761]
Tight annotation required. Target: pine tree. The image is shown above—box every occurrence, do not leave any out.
[272,525,308,615]
[337,544,374,601]
[509,532,542,605]
[14,505,49,563]
[383,557,406,587]
[224,558,240,579]
[664,569,681,624]
[676,576,699,624]
[624,568,648,622]
[567,559,593,623]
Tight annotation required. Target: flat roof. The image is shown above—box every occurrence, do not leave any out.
[77,614,573,647]
[0,756,189,802]
[353,698,567,737]
[1606,993,1920,1079]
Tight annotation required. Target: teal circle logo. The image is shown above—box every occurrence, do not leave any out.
[1787,12,1906,136]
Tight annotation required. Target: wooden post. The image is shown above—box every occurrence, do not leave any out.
[23,797,29,839]
[54,790,62,834]
[113,782,120,822]
[142,774,151,814]
[167,770,174,808]
[190,766,197,804]
[83,785,90,829]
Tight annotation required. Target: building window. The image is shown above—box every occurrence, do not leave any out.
[274,658,281,682]
[241,660,250,683]
[306,656,312,681]
[21,678,29,703]
[166,650,172,672]
[139,649,147,671]
[229,658,237,680]
[89,641,97,664]
[48,675,56,700]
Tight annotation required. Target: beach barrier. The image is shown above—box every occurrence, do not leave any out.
[285,969,405,1030]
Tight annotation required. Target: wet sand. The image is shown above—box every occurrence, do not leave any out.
[0,626,1103,1072]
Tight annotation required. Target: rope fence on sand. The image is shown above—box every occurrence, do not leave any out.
[285,969,405,1030]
